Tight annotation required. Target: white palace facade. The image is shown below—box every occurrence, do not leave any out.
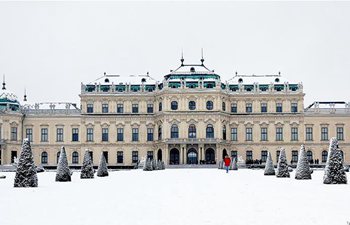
[0,58,349,168]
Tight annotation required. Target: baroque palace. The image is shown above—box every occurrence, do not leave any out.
[0,57,349,168]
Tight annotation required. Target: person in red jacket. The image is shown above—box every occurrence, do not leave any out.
[224,155,231,173]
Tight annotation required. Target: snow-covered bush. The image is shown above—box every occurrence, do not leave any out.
[97,152,109,177]
[14,139,38,187]
[276,148,290,178]
[55,146,71,182]
[143,158,153,171]
[80,150,94,179]
[295,145,312,180]
[218,161,223,169]
[264,152,275,176]
[323,138,347,184]
[231,158,238,170]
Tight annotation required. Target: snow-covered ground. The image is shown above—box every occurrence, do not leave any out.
[0,169,349,225]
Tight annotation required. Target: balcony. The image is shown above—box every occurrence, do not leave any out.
[164,138,219,144]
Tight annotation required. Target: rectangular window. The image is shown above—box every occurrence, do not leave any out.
[147,151,153,160]
[246,128,253,141]
[87,128,94,142]
[231,151,238,160]
[246,151,253,161]
[117,104,124,113]
[147,104,154,113]
[292,151,298,163]
[132,151,138,163]
[321,127,328,141]
[56,128,63,142]
[26,128,33,142]
[87,103,93,113]
[41,128,48,142]
[231,103,237,113]
[306,127,313,141]
[102,128,109,142]
[246,103,252,113]
[261,103,267,113]
[102,103,109,113]
[103,151,108,164]
[291,127,298,141]
[72,128,79,142]
[10,127,17,141]
[261,128,268,141]
[276,103,283,113]
[337,127,344,141]
[132,104,139,113]
[132,128,139,142]
[117,128,124,142]
[276,127,283,141]
[291,103,298,113]
[117,151,123,164]
[147,128,154,141]
[231,128,237,141]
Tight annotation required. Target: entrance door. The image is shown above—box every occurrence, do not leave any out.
[157,149,162,161]
[222,149,228,159]
[187,148,198,164]
[170,148,179,165]
[205,148,215,164]
[11,151,17,163]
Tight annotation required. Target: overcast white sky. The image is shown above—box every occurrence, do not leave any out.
[0,1,349,106]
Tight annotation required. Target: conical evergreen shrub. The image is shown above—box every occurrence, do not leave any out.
[323,138,347,184]
[55,146,71,182]
[231,158,238,170]
[97,152,109,177]
[276,148,290,178]
[295,145,312,180]
[143,158,153,171]
[14,139,38,187]
[264,152,275,176]
[80,150,94,179]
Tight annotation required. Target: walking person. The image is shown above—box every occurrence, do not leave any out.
[224,155,231,173]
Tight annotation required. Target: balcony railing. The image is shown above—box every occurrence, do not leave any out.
[164,138,219,144]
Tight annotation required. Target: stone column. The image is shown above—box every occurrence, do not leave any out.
[165,145,169,165]
[183,146,187,164]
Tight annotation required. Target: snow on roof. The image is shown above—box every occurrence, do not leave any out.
[87,73,158,85]
[226,74,297,84]
[170,64,215,75]
[0,89,19,102]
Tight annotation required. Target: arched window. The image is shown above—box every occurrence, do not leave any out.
[292,150,298,163]
[189,101,196,110]
[206,101,213,110]
[222,125,227,140]
[222,102,226,111]
[158,125,162,140]
[188,124,196,138]
[171,101,178,110]
[307,150,313,163]
[171,124,179,139]
[261,150,268,162]
[57,151,60,164]
[158,102,162,111]
[41,151,48,164]
[206,124,214,138]
[72,151,79,164]
[322,150,328,163]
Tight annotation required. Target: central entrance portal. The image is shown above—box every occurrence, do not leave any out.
[187,148,198,164]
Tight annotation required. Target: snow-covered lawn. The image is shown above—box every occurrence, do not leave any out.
[0,169,349,225]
